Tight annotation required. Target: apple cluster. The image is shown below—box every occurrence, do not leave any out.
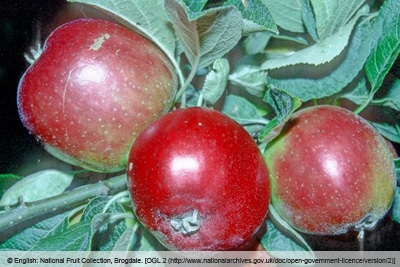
[17,18,396,251]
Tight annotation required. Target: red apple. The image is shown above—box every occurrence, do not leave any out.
[263,105,396,235]
[127,107,270,250]
[17,18,177,172]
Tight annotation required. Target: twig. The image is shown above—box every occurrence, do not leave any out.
[0,174,127,242]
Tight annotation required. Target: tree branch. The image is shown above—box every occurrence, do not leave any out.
[0,174,127,242]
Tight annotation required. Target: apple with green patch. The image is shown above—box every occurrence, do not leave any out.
[264,105,396,235]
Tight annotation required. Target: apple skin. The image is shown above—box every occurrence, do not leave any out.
[263,105,396,235]
[17,19,177,172]
[127,107,270,250]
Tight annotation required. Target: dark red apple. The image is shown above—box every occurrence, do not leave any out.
[127,107,270,250]
[17,18,177,172]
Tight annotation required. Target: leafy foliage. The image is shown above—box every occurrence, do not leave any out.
[1,0,399,256]
[202,58,230,104]
[265,18,374,101]
[164,0,243,69]
[221,94,269,134]
[183,0,208,12]
[364,0,400,106]
[259,88,302,142]
[0,212,70,251]
[311,0,366,40]
[224,0,278,34]
[262,0,305,33]
[261,6,368,70]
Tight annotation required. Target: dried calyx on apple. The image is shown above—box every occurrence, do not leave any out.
[127,107,270,251]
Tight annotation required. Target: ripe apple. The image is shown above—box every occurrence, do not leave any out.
[17,18,177,172]
[127,107,270,250]
[263,105,396,235]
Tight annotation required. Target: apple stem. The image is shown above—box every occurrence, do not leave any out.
[174,48,202,103]
[357,228,365,251]
[197,92,204,107]
[23,21,43,65]
[355,217,380,251]
[170,209,201,236]
[354,93,374,114]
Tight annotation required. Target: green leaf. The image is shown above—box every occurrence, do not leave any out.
[261,6,368,70]
[0,173,21,181]
[365,0,400,93]
[392,186,400,224]
[262,221,306,252]
[366,36,400,94]
[266,18,374,101]
[242,32,272,55]
[262,206,315,259]
[81,197,110,221]
[225,0,278,34]
[202,58,230,105]
[112,227,137,251]
[302,0,318,42]
[229,53,269,97]
[29,196,129,251]
[89,213,114,247]
[165,0,243,69]
[262,0,305,33]
[94,218,128,251]
[340,77,370,105]
[371,79,400,111]
[259,88,301,142]
[221,94,269,132]
[0,174,21,199]
[134,226,166,251]
[0,170,73,206]
[31,220,92,251]
[82,195,124,217]
[264,88,299,123]
[0,212,70,251]
[311,0,366,40]
[370,122,400,144]
[82,196,130,250]
[184,0,208,12]
[229,64,267,97]
[185,84,202,107]
[395,158,400,183]
[67,0,178,76]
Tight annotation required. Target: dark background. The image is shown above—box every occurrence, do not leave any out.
[0,0,399,251]
[0,0,65,174]
[0,0,113,175]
